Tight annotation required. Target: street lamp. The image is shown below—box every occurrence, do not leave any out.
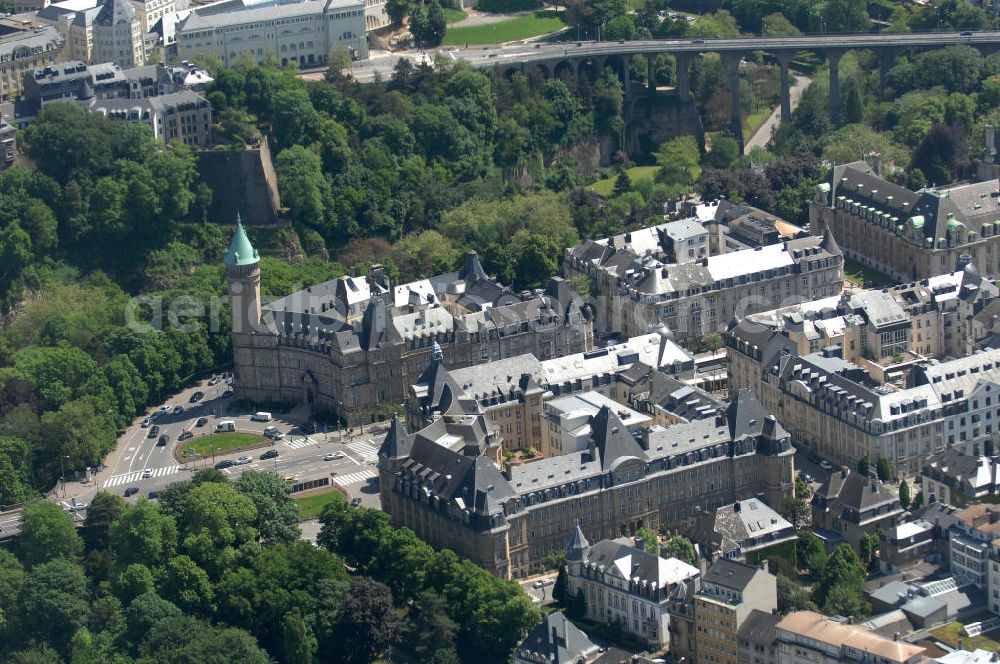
[60,455,68,496]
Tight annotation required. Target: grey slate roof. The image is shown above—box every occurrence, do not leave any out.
[515,611,600,664]
[702,558,760,592]
[590,405,649,470]
[96,0,137,26]
[738,609,780,647]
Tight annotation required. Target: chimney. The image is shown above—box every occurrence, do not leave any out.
[698,556,709,577]
[870,152,883,176]
[733,501,741,512]
[635,536,645,551]
[893,632,899,642]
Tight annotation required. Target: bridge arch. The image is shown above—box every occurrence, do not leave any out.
[577,57,600,83]
[553,59,576,83]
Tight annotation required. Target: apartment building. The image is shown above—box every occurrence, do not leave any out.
[950,504,1000,589]
[564,216,843,341]
[176,0,368,68]
[92,0,145,67]
[812,467,904,548]
[774,611,924,664]
[694,558,777,664]
[690,498,796,563]
[0,20,63,102]
[811,159,1000,281]
[922,448,1000,507]
[565,526,699,649]
[378,389,794,578]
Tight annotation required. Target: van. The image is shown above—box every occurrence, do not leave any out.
[250,412,272,422]
[216,420,236,432]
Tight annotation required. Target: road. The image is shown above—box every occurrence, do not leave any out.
[337,30,1000,82]
[743,72,812,154]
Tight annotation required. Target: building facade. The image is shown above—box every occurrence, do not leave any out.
[93,0,145,67]
[774,611,924,664]
[565,526,699,649]
[811,467,904,548]
[811,159,1000,281]
[378,388,794,579]
[0,21,63,102]
[176,0,368,69]
[227,225,595,426]
[694,558,778,664]
[922,448,1000,507]
[564,220,843,341]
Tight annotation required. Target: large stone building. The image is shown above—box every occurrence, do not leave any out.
[176,0,369,68]
[226,225,594,426]
[811,467,904,548]
[725,265,1000,478]
[93,0,145,67]
[694,558,778,664]
[811,159,1000,281]
[774,611,924,664]
[565,526,699,649]
[564,216,843,341]
[377,385,794,578]
[0,20,63,102]
[922,448,1000,507]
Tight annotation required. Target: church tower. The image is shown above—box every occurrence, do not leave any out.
[225,213,261,335]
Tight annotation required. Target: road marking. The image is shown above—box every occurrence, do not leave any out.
[346,441,378,463]
[332,470,377,486]
[102,465,179,488]
[285,436,318,450]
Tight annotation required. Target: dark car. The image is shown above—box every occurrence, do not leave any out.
[196,417,208,427]
[260,449,279,460]
[157,434,170,446]
[189,391,204,403]
[147,425,160,438]
[148,491,159,499]
[215,459,236,469]
[350,498,362,507]
[178,431,193,441]
[298,422,316,435]
[961,30,974,36]
[124,487,139,497]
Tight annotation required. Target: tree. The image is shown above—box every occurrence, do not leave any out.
[178,481,257,578]
[783,493,810,530]
[876,456,893,482]
[612,170,633,197]
[405,590,459,664]
[704,135,740,169]
[234,470,300,545]
[813,544,868,617]
[823,0,868,33]
[113,563,155,606]
[14,558,90,656]
[634,526,659,553]
[777,573,815,613]
[859,531,880,567]
[81,491,125,553]
[276,145,334,235]
[553,564,569,604]
[159,554,214,615]
[19,500,83,568]
[797,531,827,573]
[337,577,404,664]
[857,456,870,476]
[109,499,178,570]
[568,588,586,618]
[912,123,970,185]
[0,436,32,506]
[410,0,447,46]
[140,615,270,663]
[899,480,911,510]
[762,12,801,36]
[654,135,701,189]
[386,0,410,25]
[666,536,697,565]
[281,610,318,664]
[122,593,183,654]
[913,490,925,510]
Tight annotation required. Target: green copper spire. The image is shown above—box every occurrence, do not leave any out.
[225,213,259,266]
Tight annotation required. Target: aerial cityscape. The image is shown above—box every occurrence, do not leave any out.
[3,0,1000,661]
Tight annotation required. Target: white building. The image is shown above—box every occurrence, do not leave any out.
[175,0,368,68]
[93,0,145,67]
[566,524,699,649]
[128,0,176,34]
[542,391,649,456]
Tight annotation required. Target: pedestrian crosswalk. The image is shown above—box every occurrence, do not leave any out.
[285,436,318,450]
[333,469,377,486]
[347,441,379,463]
[102,465,179,488]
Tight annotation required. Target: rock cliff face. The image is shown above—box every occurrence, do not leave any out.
[196,137,285,226]
[625,95,704,161]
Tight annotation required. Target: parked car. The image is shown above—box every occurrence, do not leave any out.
[264,425,278,437]
[819,460,834,471]
[235,456,252,465]
[178,431,193,441]
[67,501,87,512]
[141,418,151,428]
[147,425,160,438]
[208,375,222,386]
[148,491,159,499]
[172,405,184,415]
[324,452,345,461]
[157,434,170,446]
[799,472,814,483]
[215,460,236,470]
[260,449,279,460]
[124,487,139,497]
[271,432,285,441]
[222,387,234,398]
[350,497,362,507]
[532,578,554,588]
[142,468,153,478]
[283,476,297,484]
[189,391,204,403]
[216,420,236,432]
[250,412,272,422]
[196,417,208,427]
[158,406,169,414]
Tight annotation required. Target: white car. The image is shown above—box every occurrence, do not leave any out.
[67,502,87,512]
[142,468,153,478]
[250,412,272,422]
[324,452,346,461]
[819,460,834,471]
[235,456,252,465]
[532,578,554,588]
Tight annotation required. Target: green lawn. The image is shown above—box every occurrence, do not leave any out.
[442,11,565,45]
[294,490,344,520]
[442,7,466,23]
[931,621,1000,652]
[743,105,774,143]
[844,257,894,288]
[179,432,265,458]
[589,166,661,197]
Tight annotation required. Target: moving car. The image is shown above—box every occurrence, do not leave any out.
[799,472,814,483]
[147,426,160,438]
[532,578,554,588]
[189,391,204,403]
[324,452,346,461]
[196,417,208,427]
[215,460,236,470]
[819,460,834,471]
[235,456,252,465]
[158,406,169,414]
[172,405,184,415]
[250,412,272,422]
[216,420,236,432]
[142,468,153,479]
[141,418,151,428]
[157,434,170,446]
[124,487,139,497]
[67,501,87,512]
[962,30,974,36]
[260,449,279,460]
[178,431,193,441]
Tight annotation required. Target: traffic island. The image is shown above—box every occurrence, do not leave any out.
[175,432,270,463]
